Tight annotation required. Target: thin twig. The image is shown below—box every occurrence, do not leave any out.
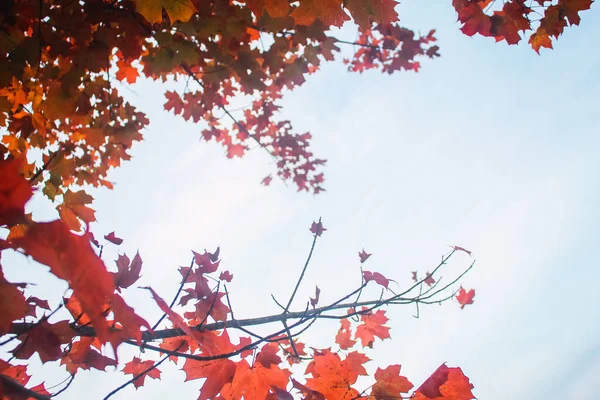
[151,255,195,331]
[284,217,321,312]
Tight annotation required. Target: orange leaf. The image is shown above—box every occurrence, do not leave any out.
[529,29,553,53]
[220,359,290,400]
[291,0,350,26]
[355,309,390,348]
[371,364,413,399]
[135,0,197,24]
[344,0,398,28]
[335,318,356,350]
[413,363,475,400]
[304,351,362,399]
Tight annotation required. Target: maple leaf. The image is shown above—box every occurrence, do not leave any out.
[355,309,390,348]
[456,287,475,309]
[309,285,320,308]
[113,252,143,289]
[371,364,413,399]
[185,291,230,323]
[221,359,291,400]
[304,351,362,399]
[291,0,351,26]
[56,190,96,232]
[246,0,290,18]
[12,320,73,363]
[219,270,234,282]
[0,157,32,226]
[61,338,117,375]
[457,4,492,37]
[104,232,124,245]
[160,337,190,362]
[256,342,282,368]
[562,0,593,25]
[292,378,326,400]
[25,296,51,317]
[262,175,273,186]
[13,221,148,345]
[309,220,326,236]
[413,363,475,400]
[115,59,140,84]
[424,272,435,286]
[164,91,185,115]
[193,250,220,274]
[452,245,472,256]
[335,318,357,350]
[146,287,204,341]
[411,271,418,282]
[363,271,390,289]
[122,357,161,389]
[183,331,240,399]
[529,29,553,53]
[0,267,27,335]
[358,249,372,263]
[345,0,398,28]
[135,0,197,24]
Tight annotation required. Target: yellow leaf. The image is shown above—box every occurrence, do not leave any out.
[135,0,196,24]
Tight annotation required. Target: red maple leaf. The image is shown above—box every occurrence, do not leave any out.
[452,245,472,256]
[12,320,73,363]
[309,220,326,236]
[13,220,149,345]
[335,318,356,350]
[104,231,124,245]
[146,287,205,342]
[193,250,220,274]
[310,285,320,308]
[371,364,414,399]
[183,331,240,399]
[220,359,291,399]
[363,271,390,289]
[122,357,161,389]
[304,351,364,399]
[219,270,233,282]
[358,249,372,263]
[164,91,184,115]
[413,363,475,400]
[355,309,391,348]
[411,271,418,282]
[0,268,27,335]
[344,0,398,28]
[112,252,143,289]
[291,0,350,27]
[423,272,435,287]
[261,175,273,186]
[115,59,139,84]
[61,338,117,374]
[456,287,475,309]
[0,157,32,226]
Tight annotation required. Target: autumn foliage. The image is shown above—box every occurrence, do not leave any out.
[0,0,592,398]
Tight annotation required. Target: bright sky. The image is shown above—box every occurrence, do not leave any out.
[4,1,600,399]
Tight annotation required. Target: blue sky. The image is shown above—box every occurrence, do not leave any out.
[3,1,600,399]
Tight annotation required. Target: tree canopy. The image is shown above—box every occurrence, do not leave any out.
[0,0,593,399]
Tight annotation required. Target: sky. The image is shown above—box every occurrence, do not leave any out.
[3,1,600,399]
